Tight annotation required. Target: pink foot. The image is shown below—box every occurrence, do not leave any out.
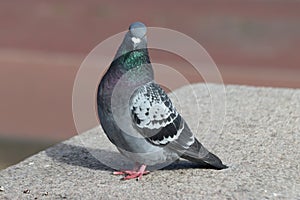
[113,164,149,180]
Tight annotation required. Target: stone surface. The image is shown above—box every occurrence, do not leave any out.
[1,83,300,199]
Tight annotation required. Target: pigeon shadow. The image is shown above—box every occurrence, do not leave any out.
[45,143,221,172]
[45,143,115,172]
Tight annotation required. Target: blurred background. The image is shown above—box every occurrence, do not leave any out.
[1,0,299,169]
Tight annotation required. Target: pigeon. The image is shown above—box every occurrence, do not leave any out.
[97,22,227,180]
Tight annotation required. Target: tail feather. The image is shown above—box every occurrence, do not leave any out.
[181,138,227,170]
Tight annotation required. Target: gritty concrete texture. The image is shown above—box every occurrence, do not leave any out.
[1,83,300,199]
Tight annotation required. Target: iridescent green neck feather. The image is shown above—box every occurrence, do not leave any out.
[124,50,148,69]
[114,49,149,70]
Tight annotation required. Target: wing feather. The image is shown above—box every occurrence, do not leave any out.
[130,82,194,147]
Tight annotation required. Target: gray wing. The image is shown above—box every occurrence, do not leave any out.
[129,82,195,150]
[130,82,227,169]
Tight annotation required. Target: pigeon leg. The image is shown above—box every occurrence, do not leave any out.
[113,162,139,175]
[122,164,149,180]
[113,163,150,180]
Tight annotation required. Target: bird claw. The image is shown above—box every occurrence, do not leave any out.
[113,164,149,180]
[113,170,150,180]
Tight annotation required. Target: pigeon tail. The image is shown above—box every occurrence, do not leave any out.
[181,138,228,170]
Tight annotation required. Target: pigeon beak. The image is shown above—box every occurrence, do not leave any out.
[131,35,147,49]
[131,37,141,49]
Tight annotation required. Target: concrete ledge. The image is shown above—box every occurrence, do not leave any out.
[1,83,299,199]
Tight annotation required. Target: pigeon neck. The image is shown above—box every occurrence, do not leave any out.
[123,48,153,81]
[122,49,149,70]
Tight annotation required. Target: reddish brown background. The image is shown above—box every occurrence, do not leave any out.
[0,1,299,168]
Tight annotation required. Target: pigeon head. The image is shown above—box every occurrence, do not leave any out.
[112,22,151,72]
[129,22,147,38]
[128,22,147,49]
